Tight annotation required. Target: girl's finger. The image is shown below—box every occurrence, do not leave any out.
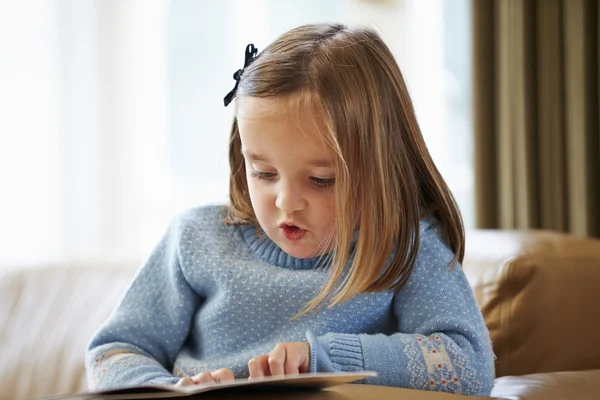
[175,377,195,387]
[268,343,286,376]
[213,368,235,382]
[248,354,269,379]
[284,345,301,375]
[291,342,310,374]
[192,372,216,385]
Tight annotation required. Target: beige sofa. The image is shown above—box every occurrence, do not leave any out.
[1,229,599,400]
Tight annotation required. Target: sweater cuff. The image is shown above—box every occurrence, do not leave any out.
[306,331,365,372]
[306,330,331,373]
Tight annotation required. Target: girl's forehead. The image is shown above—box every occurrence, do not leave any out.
[239,95,327,134]
[236,97,282,119]
[237,96,333,159]
[237,95,321,120]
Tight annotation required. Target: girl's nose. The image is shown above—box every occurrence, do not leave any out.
[275,183,307,214]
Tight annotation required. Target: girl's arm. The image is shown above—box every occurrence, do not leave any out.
[306,223,495,396]
[86,217,201,389]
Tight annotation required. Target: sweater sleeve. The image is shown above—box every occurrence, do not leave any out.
[85,216,201,389]
[306,222,495,396]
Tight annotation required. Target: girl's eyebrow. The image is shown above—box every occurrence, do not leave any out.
[242,150,332,168]
[308,159,333,168]
[242,150,269,162]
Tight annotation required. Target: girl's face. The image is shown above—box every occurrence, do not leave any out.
[237,97,336,259]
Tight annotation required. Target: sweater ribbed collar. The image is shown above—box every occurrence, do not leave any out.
[238,224,333,270]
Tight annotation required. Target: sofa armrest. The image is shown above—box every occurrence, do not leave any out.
[491,369,600,400]
[463,230,600,377]
[0,262,137,400]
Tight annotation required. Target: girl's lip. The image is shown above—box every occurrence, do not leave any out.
[278,222,305,230]
[279,224,307,241]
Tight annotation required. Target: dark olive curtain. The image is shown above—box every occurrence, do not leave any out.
[473,0,600,237]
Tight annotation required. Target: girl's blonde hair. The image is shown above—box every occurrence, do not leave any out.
[225,23,464,315]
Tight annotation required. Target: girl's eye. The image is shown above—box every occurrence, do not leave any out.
[250,170,277,180]
[311,177,335,188]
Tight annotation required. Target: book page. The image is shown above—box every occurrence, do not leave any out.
[41,372,377,400]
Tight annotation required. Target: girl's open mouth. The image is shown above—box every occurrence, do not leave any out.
[279,224,307,241]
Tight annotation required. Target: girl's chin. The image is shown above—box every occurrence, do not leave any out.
[279,242,330,259]
[263,229,332,259]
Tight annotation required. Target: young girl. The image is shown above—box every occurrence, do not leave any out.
[86,23,495,396]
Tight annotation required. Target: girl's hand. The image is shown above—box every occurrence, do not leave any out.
[175,368,235,386]
[248,342,310,378]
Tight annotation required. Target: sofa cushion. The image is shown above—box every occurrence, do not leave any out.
[0,263,137,400]
[463,230,600,377]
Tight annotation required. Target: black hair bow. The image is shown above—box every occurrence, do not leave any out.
[223,44,258,107]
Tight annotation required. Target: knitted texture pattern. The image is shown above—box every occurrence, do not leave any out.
[86,205,495,395]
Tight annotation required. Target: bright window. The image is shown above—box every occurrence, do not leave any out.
[0,0,472,266]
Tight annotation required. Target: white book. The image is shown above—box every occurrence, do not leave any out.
[40,371,377,400]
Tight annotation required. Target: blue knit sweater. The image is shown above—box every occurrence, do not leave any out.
[86,205,495,395]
